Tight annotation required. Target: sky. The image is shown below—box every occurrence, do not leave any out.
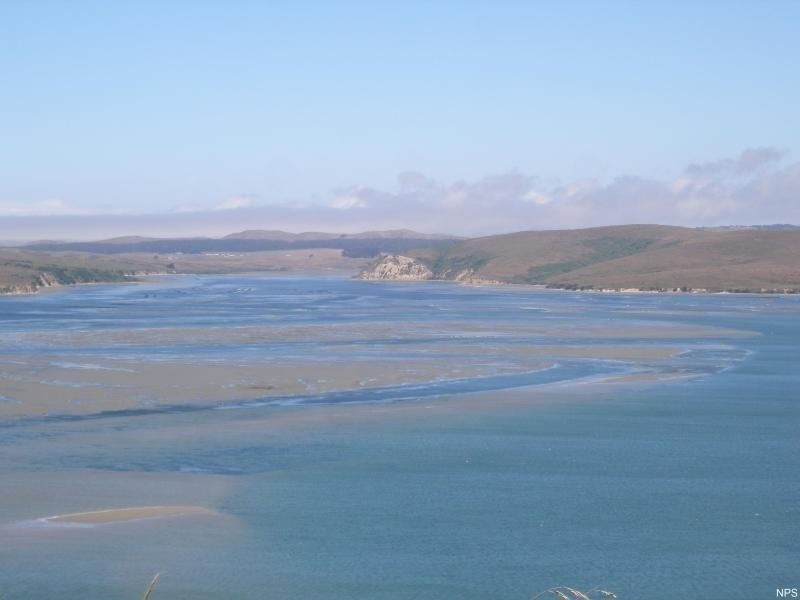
[1,0,799,240]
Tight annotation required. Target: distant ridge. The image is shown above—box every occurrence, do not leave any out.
[25,229,458,258]
[94,236,170,244]
[223,228,458,241]
[223,230,315,241]
[698,224,800,231]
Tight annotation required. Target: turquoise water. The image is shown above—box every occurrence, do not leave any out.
[1,275,798,599]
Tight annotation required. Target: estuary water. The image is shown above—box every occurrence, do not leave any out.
[0,274,798,600]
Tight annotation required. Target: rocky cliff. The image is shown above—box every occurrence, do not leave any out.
[0,272,60,295]
[357,254,501,284]
[0,268,135,296]
[358,255,434,281]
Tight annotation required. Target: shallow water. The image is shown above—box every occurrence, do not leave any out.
[0,275,798,599]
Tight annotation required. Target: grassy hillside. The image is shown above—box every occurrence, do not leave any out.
[6,225,800,294]
[0,247,368,294]
[411,225,800,292]
[0,249,151,294]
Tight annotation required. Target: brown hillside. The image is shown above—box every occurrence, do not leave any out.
[413,225,800,292]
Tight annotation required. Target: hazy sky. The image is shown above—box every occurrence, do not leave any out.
[1,1,799,239]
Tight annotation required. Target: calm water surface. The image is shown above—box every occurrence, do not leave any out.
[0,275,798,600]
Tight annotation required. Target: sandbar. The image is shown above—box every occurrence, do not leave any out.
[42,505,216,525]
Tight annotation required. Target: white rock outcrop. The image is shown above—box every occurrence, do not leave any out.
[0,272,60,296]
[358,255,434,280]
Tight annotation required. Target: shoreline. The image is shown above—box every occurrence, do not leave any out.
[3,268,800,297]
[362,276,800,296]
[0,267,362,297]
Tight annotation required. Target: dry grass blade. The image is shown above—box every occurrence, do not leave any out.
[566,587,592,600]
[531,585,616,600]
[141,572,160,600]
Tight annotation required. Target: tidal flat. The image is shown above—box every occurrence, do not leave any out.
[0,274,797,599]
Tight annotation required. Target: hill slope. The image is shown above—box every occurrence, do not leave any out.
[0,249,143,294]
[0,246,371,295]
[364,225,800,292]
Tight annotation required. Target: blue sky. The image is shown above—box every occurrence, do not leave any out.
[1,1,799,237]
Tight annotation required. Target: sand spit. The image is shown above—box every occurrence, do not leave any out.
[41,505,216,525]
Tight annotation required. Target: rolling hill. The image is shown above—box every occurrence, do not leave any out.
[5,225,800,295]
[24,229,458,257]
[366,224,800,292]
[3,228,456,294]
[0,249,144,294]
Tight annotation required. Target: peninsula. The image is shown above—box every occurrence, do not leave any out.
[3,224,800,295]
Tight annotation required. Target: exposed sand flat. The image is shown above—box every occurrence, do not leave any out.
[0,297,752,419]
[0,335,736,419]
[324,343,683,360]
[5,320,755,349]
[43,505,216,524]
[594,371,699,384]
[0,354,550,418]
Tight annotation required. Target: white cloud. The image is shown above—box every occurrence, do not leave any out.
[686,147,785,179]
[3,147,798,240]
[329,194,367,209]
[0,198,80,217]
[523,190,552,205]
[215,195,257,210]
[300,147,798,233]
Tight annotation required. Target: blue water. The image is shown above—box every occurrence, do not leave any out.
[1,275,798,600]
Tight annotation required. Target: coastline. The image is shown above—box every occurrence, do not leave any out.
[360,274,800,296]
[3,266,800,297]
[0,272,147,297]
[0,266,360,297]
